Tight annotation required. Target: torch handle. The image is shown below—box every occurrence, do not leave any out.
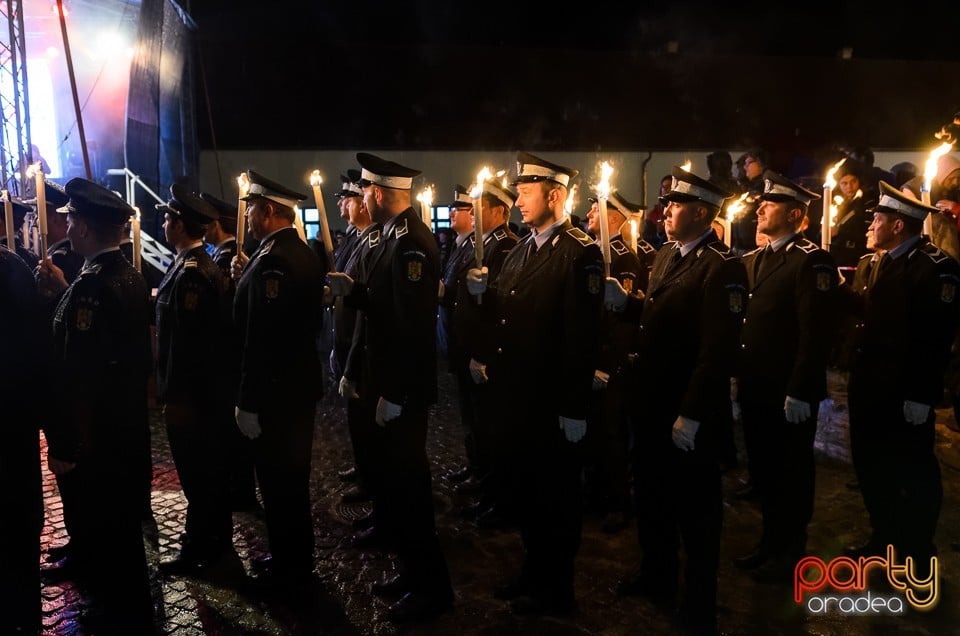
[821,186,832,251]
[236,200,247,254]
[598,198,612,278]
[312,186,336,272]
[3,192,14,253]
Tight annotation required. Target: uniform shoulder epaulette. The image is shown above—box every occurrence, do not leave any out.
[793,238,819,254]
[611,238,629,256]
[493,228,508,241]
[920,245,952,264]
[395,217,409,238]
[859,252,874,262]
[707,243,737,261]
[183,257,198,268]
[566,226,594,247]
[744,246,764,257]
[79,263,102,276]
[260,239,275,256]
[637,241,655,255]
[52,247,69,256]
[368,229,381,248]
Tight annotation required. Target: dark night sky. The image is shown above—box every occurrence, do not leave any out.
[185,0,960,152]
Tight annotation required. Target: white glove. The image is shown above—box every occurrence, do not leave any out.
[604,277,628,312]
[375,397,402,427]
[468,358,488,384]
[903,400,931,426]
[671,416,700,451]
[784,396,812,424]
[339,376,358,399]
[559,416,587,442]
[438,280,445,299]
[592,370,610,391]
[326,271,355,296]
[466,266,488,295]
[235,407,262,440]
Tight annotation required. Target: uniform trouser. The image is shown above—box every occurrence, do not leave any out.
[0,419,42,634]
[164,400,233,556]
[217,396,258,507]
[848,379,942,562]
[253,399,317,577]
[631,418,721,621]
[346,394,379,494]
[498,401,583,605]
[740,397,816,557]
[585,376,632,514]
[372,401,452,596]
[454,366,494,479]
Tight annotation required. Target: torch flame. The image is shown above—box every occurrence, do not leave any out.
[26,161,42,179]
[309,169,323,188]
[237,172,250,195]
[470,167,493,199]
[680,160,692,173]
[596,161,614,200]
[416,186,433,207]
[823,158,846,189]
[725,192,749,222]
[924,142,954,192]
[565,183,579,216]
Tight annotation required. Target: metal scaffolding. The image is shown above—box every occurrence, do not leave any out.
[0,0,31,196]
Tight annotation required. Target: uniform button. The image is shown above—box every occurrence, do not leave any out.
[510,290,517,296]
[742,318,747,324]
[741,344,747,349]
[497,347,503,354]
[748,292,753,299]
[500,318,506,325]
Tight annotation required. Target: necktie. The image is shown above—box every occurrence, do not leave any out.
[756,245,774,279]
[521,238,537,267]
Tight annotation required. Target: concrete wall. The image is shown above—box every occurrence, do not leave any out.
[199,149,948,232]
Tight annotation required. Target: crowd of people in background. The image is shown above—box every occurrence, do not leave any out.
[2,143,960,635]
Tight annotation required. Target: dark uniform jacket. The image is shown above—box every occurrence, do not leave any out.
[212,238,237,295]
[846,238,960,407]
[740,235,839,404]
[47,238,83,284]
[481,218,604,420]
[0,237,38,270]
[46,249,152,463]
[234,226,325,413]
[334,226,359,273]
[632,232,748,433]
[440,233,478,368]
[453,223,519,366]
[334,223,380,376]
[348,208,440,405]
[155,245,224,403]
[598,235,647,377]
[830,195,874,269]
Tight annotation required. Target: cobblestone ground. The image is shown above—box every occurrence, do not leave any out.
[37,368,960,635]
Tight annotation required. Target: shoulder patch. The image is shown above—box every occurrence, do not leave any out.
[566,227,594,247]
[394,217,409,238]
[183,257,198,269]
[707,244,737,261]
[493,229,508,241]
[401,249,427,282]
[638,241,655,255]
[611,239,629,256]
[794,239,818,254]
[260,239,275,256]
[368,229,381,248]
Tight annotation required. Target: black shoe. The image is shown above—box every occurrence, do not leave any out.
[493,577,530,601]
[340,485,371,504]
[509,595,575,616]
[733,546,768,570]
[386,591,453,624]
[338,466,358,482]
[45,541,73,563]
[249,554,274,575]
[159,554,208,577]
[615,573,675,608]
[455,475,485,495]
[371,573,409,597]
[246,569,314,600]
[445,465,473,483]
[40,556,84,584]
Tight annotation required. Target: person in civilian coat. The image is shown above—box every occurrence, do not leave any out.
[327,152,453,624]
[230,170,325,591]
[605,166,747,634]
[733,171,840,583]
[465,151,604,616]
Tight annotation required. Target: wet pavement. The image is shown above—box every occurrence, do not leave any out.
[36,367,960,635]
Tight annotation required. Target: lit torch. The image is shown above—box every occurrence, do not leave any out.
[822,158,846,251]
[309,170,336,272]
[2,190,14,255]
[27,162,48,256]
[680,160,692,173]
[416,186,433,228]
[470,167,492,269]
[131,207,142,272]
[236,172,250,254]
[723,192,749,248]
[923,142,954,237]
[596,161,614,278]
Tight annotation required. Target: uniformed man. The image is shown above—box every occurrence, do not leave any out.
[465,152,603,616]
[31,181,83,283]
[0,195,39,269]
[449,179,520,521]
[35,177,154,632]
[327,152,454,624]
[153,184,237,577]
[583,191,651,534]
[733,171,840,582]
[843,182,960,574]
[0,243,45,634]
[199,190,259,512]
[230,170,325,592]
[605,166,747,633]
[333,170,363,274]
